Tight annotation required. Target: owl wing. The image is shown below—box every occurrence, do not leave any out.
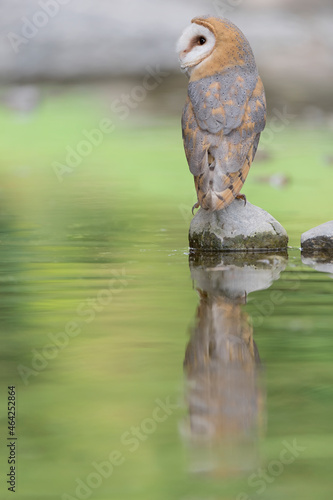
[187,68,260,135]
[182,71,266,210]
[182,70,266,175]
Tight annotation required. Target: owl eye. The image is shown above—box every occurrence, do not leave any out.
[198,37,206,45]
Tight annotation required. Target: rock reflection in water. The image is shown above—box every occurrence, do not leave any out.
[182,252,288,475]
[302,252,333,278]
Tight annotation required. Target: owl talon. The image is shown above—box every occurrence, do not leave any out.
[236,194,247,206]
[192,202,200,215]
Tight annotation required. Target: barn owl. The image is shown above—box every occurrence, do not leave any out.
[177,16,266,212]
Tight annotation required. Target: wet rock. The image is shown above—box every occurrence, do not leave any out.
[189,199,288,252]
[301,221,333,253]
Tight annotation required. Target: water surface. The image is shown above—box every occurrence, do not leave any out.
[0,100,332,499]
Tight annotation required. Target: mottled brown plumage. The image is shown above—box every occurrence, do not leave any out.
[177,16,266,212]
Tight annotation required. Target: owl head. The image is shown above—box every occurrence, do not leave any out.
[176,16,256,79]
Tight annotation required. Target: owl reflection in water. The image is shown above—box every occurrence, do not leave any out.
[177,16,266,213]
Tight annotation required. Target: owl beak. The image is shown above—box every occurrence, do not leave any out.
[180,62,190,71]
[180,60,196,70]
[178,49,188,67]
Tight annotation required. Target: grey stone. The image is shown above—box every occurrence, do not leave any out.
[189,199,288,252]
[301,221,333,252]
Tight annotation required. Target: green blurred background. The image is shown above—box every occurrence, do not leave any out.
[0,1,333,499]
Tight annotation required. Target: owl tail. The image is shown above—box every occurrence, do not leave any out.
[194,152,252,212]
